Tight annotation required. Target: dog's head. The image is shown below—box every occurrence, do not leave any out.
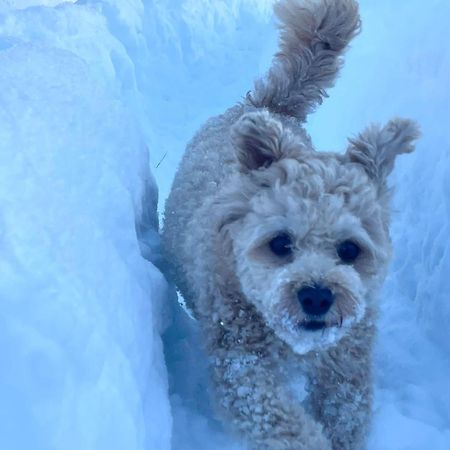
[215,111,419,354]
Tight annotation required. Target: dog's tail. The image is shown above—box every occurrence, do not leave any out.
[249,0,360,122]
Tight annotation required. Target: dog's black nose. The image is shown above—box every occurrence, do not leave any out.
[297,286,334,316]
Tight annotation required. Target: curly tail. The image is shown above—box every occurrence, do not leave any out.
[250,0,361,122]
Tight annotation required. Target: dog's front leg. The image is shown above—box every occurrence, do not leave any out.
[305,321,374,450]
[209,345,332,450]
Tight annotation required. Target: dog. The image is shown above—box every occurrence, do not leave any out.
[162,0,419,448]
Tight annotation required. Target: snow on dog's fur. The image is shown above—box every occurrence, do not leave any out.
[162,1,419,449]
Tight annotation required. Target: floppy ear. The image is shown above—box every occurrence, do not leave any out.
[231,110,297,173]
[346,118,420,187]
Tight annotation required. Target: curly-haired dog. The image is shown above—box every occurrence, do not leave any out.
[162,0,420,449]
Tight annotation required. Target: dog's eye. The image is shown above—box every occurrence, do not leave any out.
[269,233,293,257]
[337,240,361,263]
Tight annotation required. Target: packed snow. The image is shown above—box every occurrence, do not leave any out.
[0,1,448,450]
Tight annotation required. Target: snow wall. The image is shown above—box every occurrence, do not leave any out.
[0,1,449,450]
[0,1,171,449]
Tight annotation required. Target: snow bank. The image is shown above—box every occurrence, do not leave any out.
[0,2,171,450]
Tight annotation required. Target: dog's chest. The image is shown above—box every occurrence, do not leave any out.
[282,360,309,404]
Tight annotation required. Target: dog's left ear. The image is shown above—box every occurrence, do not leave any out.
[346,118,420,189]
[231,110,297,173]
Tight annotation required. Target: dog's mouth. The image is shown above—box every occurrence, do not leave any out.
[299,316,343,332]
[299,320,327,331]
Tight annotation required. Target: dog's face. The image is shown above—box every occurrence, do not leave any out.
[216,111,419,354]
[229,158,390,354]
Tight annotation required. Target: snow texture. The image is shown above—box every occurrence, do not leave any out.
[0,1,449,450]
[0,1,170,450]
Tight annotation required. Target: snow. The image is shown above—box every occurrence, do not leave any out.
[0,1,449,450]
[0,2,170,450]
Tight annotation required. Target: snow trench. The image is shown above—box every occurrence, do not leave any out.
[0,1,449,450]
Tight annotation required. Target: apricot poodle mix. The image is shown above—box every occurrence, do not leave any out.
[162,0,419,448]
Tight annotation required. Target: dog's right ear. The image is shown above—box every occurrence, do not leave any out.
[231,111,295,173]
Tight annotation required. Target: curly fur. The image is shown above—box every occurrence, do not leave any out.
[250,0,361,121]
[162,1,420,449]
